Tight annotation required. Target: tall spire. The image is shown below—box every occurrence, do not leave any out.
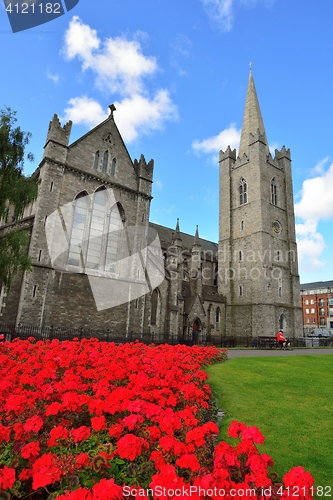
[193,225,200,246]
[238,68,269,157]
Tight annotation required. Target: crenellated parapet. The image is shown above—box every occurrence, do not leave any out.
[45,114,72,147]
[233,152,249,169]
[274,145,291,160]
[219,145,236,162]
[43,114,72,163]
[133,154,154,182]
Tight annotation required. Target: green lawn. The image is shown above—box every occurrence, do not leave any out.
[206,355,333,490]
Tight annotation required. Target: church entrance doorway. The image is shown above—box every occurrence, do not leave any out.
[279,314,286,332]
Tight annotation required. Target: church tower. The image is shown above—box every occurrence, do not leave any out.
[218,69,302,339]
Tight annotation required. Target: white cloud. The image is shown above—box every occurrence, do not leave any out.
[200,0,234,32]
[61,16,178,142]
[154,180,163,191]
[46,69,59,84]
[200,0,275,32]
[295,160,333,273]
[170,34,192,58]
[63,16,157,95]
[269,141,279,155]
[192,124,241,160]
[296,230,326,273]
[310,156,330,176]
[114,91,179,143]
[61,96,108,128]
[63,16,100,62]
[295,161,333,222]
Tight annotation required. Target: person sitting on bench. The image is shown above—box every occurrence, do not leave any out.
[276,330,291,349]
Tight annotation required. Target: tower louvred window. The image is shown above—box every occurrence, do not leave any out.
[239,178,247,205]
[271,178,277,205]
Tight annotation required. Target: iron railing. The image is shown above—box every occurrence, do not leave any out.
[0,324,332,348]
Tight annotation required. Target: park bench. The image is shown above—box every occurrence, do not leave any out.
[257,336,279,349]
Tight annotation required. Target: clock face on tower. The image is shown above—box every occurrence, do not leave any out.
[272,220,282,234]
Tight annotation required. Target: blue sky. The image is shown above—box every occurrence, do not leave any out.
[1,0,332,285]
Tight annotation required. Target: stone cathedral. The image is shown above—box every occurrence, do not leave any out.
[0,71,302,341]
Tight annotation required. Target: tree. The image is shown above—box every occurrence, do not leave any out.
[0,107,39,291]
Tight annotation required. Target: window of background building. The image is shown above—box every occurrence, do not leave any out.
[311,308,315,314]
[305,300,309,305]
[320,308,325,316]
[306,308,309,314]
[320,318,325,325]
[310,299,314,305]
[319,298,324,306]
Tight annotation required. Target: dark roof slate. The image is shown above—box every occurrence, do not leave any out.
[300,280,333,290]
[149,222,218,256]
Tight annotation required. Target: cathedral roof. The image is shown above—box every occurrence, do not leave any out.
[149,222,218,255]
[239,68,269,157]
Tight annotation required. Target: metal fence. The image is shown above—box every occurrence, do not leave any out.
[219,335,333,348]
[0,324,332,348]
[0,324,193,346]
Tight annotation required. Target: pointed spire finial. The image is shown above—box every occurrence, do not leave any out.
[173,218,182,244]
[193,225,200,247]
[238,69,269,158]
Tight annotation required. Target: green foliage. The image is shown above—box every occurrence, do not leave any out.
[0,107,39,291]
[206,354,333,489]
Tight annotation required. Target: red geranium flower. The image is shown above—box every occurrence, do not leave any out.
[92,478,123,499]
[0,424,11,443]
[32,453,62,489]
[24,415,43,433]
[21,441,40,459]
[0,466,16,490]
[176,453,201,472]
[71,426,91,443]
[116,434,148,461]
[91,416,107,431]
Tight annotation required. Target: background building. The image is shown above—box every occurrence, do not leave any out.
[300,280,333,336]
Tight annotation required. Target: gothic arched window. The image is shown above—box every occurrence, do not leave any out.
[86,189,107,270]
[102,150,109,173]
[93,151,99,170]
[105,204,124,272]
[239,178,247,205]
[68,192,88,267]
[151,289,158,325]
[216,307,220,331]
[111,158,116,176]
[271,178,277,205]
[213,262,218,286]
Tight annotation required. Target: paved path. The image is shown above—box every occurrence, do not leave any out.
[227,348,333,358]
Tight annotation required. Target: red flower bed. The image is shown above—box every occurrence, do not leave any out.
[0,339,314,499]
